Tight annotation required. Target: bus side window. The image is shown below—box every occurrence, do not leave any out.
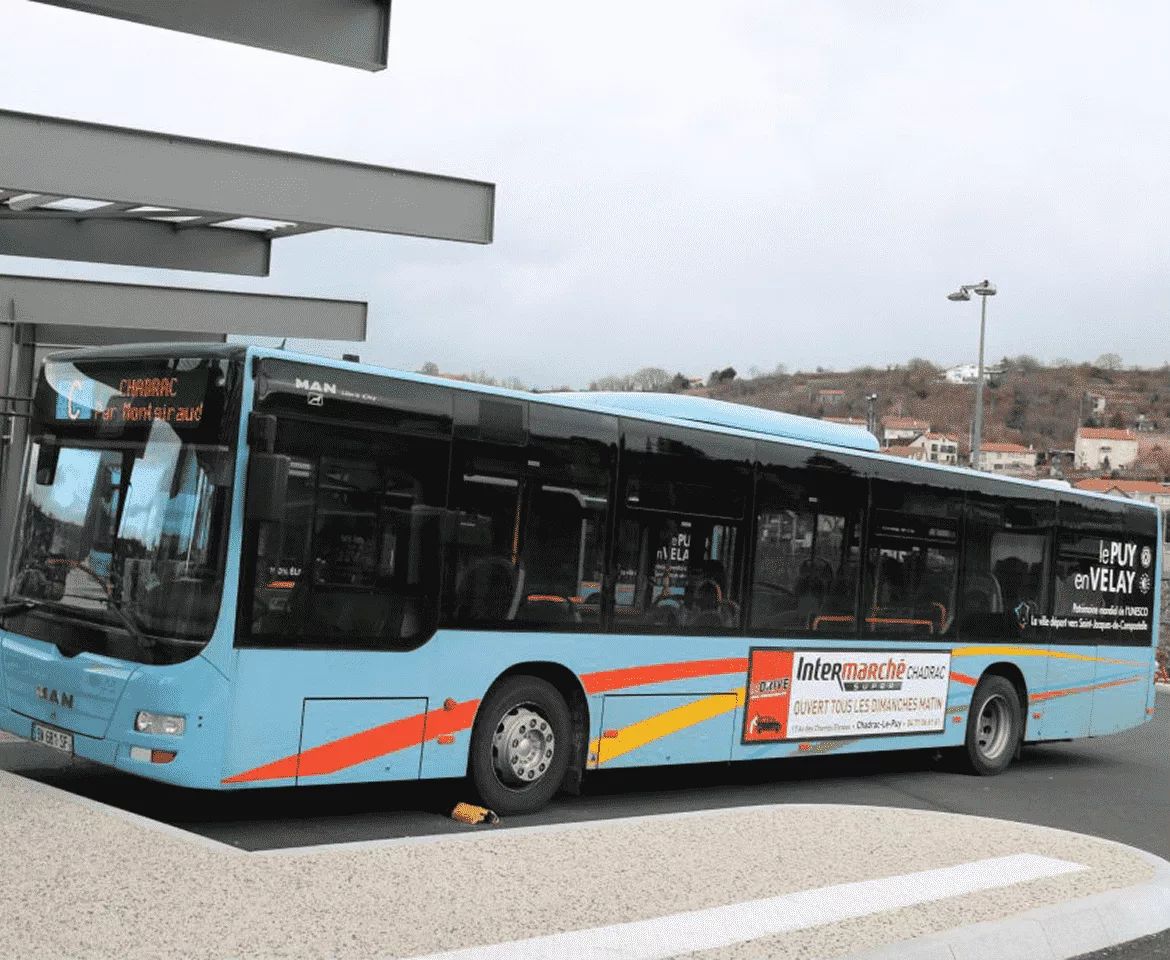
[863,482,962,638]
[960,494,1053,641]
[445,404,617,631]
[750,466,862,636]
[611,422,749,634]
[1053,498,1153,647]
[515,405,616,630]
[248,417,450,649]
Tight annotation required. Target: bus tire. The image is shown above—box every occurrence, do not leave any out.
[961,675,1023,776]
[469,675,573,816]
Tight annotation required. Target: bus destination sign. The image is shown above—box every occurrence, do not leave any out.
[51,367,208,429]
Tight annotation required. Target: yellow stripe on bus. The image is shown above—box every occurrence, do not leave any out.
[591,689,745,766]
[952,646,1147,667]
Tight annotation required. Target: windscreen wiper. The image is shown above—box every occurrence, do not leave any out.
[46,562,156,650]
[101,595,154,650]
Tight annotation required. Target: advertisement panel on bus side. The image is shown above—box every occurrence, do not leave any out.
[743,648,951,743]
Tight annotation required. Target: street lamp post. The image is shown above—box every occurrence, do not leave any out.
[947,279,997,468]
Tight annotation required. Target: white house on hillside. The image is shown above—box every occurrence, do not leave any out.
[1075,427,1138,471]
[910,432,959,465]
[881,416,930,446]
[944,363,1005,384]
[975,442,1037,474]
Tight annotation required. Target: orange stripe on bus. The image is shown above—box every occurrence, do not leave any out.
[297,712,428,778]
[949,672,978,686]
[223,698,481,784]
[221,753,300,784]
[421,699,480,741]
[581,657,748,695]
[1029,675,1144,704]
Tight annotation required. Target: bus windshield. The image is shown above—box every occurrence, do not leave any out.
[5,354,240,664]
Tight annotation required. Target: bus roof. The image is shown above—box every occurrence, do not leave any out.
[548,391,881,452]
[243,346,1160,514]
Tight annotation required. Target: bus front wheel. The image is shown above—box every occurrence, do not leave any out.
[469,676,573,816]
[961,675,1023,776]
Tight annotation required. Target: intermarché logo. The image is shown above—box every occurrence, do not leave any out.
[795,656,914,692]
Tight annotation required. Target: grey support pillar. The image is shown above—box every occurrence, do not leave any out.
[0,324,36,589]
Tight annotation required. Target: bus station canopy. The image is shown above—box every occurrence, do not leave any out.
[0,274,368,345]
[30,0,393,71]
[0,109,495,276]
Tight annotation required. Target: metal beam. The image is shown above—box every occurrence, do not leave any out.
[0,216,271,275]
[0,274,368,341]
[5,193,65,211]
[31,0,392,71]
[33,325,227,348]
[0,108,494,245]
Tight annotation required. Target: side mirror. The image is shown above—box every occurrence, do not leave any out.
[247,452,290,524]
[35,442,60,486]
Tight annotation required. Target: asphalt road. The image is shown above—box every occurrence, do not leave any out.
[3,689,1166,860]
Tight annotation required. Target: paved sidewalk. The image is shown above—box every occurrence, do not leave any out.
[0,768,1166,960]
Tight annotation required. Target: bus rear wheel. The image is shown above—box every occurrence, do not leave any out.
[961,675,1023,776]
[469,676,572,816]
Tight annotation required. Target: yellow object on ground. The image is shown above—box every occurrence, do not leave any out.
[450,802,500,825]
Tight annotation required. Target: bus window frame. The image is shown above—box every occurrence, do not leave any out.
[235,379,455,652]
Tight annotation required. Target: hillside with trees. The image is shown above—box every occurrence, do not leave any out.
[693,356,1170,467]
[419,355,1170,475]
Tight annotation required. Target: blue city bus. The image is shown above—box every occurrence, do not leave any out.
[0,344,1160,814]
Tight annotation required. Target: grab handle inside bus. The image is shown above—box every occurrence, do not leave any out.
[247,452,290,525]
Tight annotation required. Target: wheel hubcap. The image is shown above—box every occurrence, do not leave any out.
[492,705,555,787]
[975,694,1011,761]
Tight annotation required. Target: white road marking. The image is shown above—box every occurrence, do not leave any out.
[397,853,1086,960]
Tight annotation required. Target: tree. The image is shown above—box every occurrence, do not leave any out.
[589,373,635,392]
[418,361,440,376]
[1096,352,1123,371]
[630,367,673,392]
[670,372,690,391]
[772,362,788,376]
[707,366,737,386]
[1108,411,1126,429]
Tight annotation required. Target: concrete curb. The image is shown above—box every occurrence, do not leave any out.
[841,840,1170,960]
[0,768,243,855]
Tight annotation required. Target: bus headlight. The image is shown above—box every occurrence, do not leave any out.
[135,711,185,736]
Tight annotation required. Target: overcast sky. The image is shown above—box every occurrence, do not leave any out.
[0,1,1167,387]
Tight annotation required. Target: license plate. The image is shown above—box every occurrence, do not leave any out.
[31,723,73,755]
